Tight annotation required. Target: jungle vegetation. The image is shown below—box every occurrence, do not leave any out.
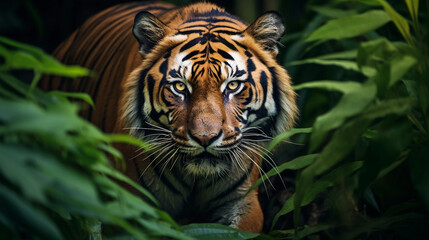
[1,0,428,239]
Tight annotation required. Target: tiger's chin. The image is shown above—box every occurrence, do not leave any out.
[183,152,231,177]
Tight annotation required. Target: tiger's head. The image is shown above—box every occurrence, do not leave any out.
[122,4,297,177]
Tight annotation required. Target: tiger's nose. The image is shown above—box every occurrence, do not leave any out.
[189,130,222,147]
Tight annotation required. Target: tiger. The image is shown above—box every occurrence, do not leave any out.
[41,1,297,233]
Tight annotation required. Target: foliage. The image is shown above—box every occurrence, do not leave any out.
[1,0,429,239]
[266,0,429,238]
[0,37,257,240]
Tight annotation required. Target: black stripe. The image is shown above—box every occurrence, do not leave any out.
[180,37,203,52]
[182,50,200,61]
[217,49,234,60]
[259,71,268,107]
[209,163,254,204]
[217,35,238,51]
[178,29,205,35]
[153,164,184,197]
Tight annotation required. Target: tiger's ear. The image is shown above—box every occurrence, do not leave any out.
[245,11,285,56]
[133,11,170,53]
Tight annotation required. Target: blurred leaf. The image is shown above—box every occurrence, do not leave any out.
[49,91,94,107]
[92,164,159,206]
[272,162,363,230]
[182,223,257,240]
[291,58,376,77]
[310,5,358,18]
[376,0,412,45]
[292,224,334,239]
[388,54,417,87]
[309,82,377,152]
[316,49,358,60]
[360,97,415,120]
[357,38,399,67]
[405,0,419,23]
[0,36,92,77]
[358,118,413,197]
[137,219,194,240]
[0,185,63,240]
[267,128,312,152]
[107,134,151,151]
[306,10,391,42]
[248,154,318,194]
[294,81,362,94]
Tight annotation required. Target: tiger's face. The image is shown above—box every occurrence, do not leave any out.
[123,9,297,176]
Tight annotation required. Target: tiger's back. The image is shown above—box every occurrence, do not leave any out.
[41,1,298,233]
[42,2,174,132]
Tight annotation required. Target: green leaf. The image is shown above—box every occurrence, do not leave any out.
[388,54,417,87]
[357,38,398,67]
[92,164,159,206]
[357,118,413,197]
[248,154,318,194]
[316,49,358,60]
[291,59,376,77]
[294,81,362,94]
[49,91,94,107]
[271,162,364,230]
[306,10,391,42]
[309,82,377,152]
[182,223,258,240]
[267,128,312,152]
[405,0,419,24]
[0,36,91,77]
[376,0,412,45]
[0,185,64,240]
[360,97,415,120]
[107,134,151,151]
[138,219,194,240]
[310,5,358,18]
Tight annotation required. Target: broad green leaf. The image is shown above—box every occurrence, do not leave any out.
[306,10,391,42]
[294,81,362,94]
[357,118,413,197]
[182,223,258,240]
[377,0,412,45]
[248,154,318,194]
[137,219,194,240]
[0,185,63,240]
[357,38,398,67]
[291,59,376,77]
[271,162,363,230]
[360,97,415,120]
[309,82,377,152]
[267,128,312,152]
[388,55,417,87]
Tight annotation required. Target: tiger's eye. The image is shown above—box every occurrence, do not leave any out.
[227,81,239,90]
[175,82,186,91]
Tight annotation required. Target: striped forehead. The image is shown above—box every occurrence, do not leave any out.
[169,37,247,84]
[178,9,246,34]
